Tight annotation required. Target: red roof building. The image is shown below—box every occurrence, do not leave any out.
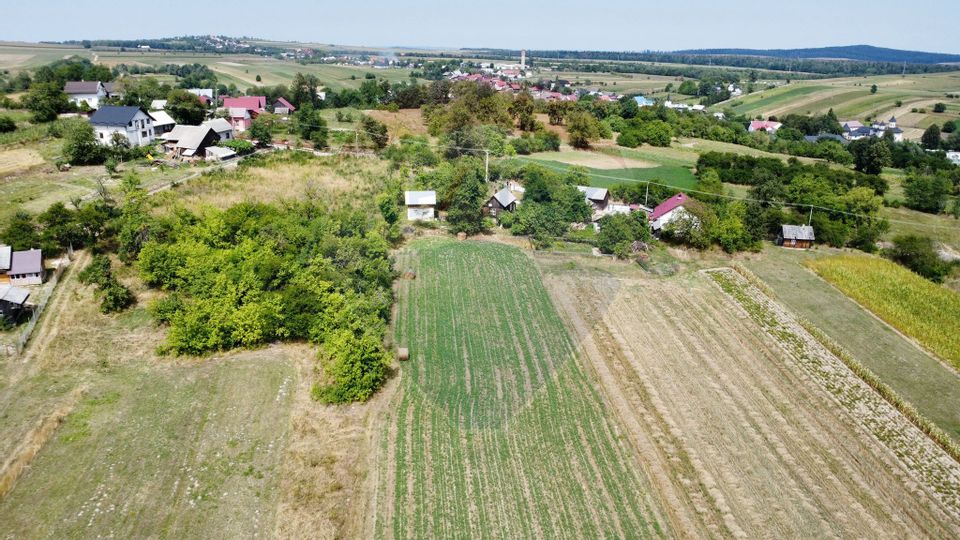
[222,96,266,112]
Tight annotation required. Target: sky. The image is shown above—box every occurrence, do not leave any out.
[5,0,960,54]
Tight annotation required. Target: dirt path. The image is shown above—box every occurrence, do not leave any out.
[543,268,960,538]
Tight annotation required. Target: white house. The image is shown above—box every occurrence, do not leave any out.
[64,81,106,109]
[88,106,156,147]
[187,88,215,100]
[649,192,694,232]
[404,191,437,221]
[947,151,960,166]
[149,110,176,135]
[202,118,235,141]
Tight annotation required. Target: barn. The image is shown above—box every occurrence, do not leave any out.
[484,187,517,217]
[778,224,815,249]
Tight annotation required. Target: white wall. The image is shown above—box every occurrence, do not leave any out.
[93,111,155,147]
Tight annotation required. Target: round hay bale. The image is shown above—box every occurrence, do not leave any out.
[457,232,467,241]
[402,269,417,280]
[397,347,409,361]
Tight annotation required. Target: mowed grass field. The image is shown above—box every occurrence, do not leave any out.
[377,240,669,538]
[806,254,960,370]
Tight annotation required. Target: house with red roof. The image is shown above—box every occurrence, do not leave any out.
[748,120,782,133]
[649,193,695,232]
[222,96,266,112]
[273,97,296,115]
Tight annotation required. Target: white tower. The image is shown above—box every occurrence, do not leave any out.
[520,50,526,70]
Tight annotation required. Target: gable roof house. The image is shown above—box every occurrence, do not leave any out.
[202,118,235,141]
[649,192,694,232]
[777,224,815,249]
[88,106,155,147]
[0,284,30,319]
[748,120,782,133]
[227,107,253,133]
[149,109,176,135]
[6,248,43,286]
[404,191,437,221]
[484,187,518,217]
[103,81,123,99]
[273,97,296,115]
[64,81,106,109]
[222,96,267,112]
[577,186,610,218]
[161,125,221,159]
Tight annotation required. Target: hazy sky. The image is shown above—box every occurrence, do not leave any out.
[5,0,960,53]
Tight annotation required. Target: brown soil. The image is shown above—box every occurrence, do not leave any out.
[542,266,960,538]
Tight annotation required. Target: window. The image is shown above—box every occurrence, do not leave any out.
[141,131,147,137]
[99,132,104,139]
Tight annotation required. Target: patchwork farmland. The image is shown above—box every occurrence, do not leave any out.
[376,240,670,538]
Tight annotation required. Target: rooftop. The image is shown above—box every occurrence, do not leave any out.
[405,191,437,206]
[8,249,42,275]
[0,244,10,271]
[493,187,517,208]
[0,284,30,306]
[577,185,609,202]
[89,106,147,126]
[63,81,102,94]
[782,224,816,240]
[650,193,689,220]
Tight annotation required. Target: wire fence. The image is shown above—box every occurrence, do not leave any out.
[0,254,71,359]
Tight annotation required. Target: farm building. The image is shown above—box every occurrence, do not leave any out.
[88,106,156,147]
[0,284,30,320]
[484,187,518,217]
[202,118,235,141]
[273,97,296,115]
[577,186,610,212]
[404,191,437,221]
[204,146,237,162]
[749,120,783,133]
[63,81,106,109]
[149,110,176,135]
[161,125,221,160]
[649,193,693,232]
[778,224,816,249]
[4,248,43,286]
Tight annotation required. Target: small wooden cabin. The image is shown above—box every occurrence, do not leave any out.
[484,187,518,217]
[778,224,815,249]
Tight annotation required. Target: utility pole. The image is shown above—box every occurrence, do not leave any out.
[808,205,813,225]
[484,149,490,182]
[354,128,359,153]
[644,181,650,207]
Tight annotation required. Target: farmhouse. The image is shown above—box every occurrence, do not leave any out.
[484,187,518,217]
[777,224,815,249]
[202,118,235,141]
[0,284,30,320]
[577,186,610,213]
[404,190,437,221]
[5,248,43,286]
[88,106,156,147]
[63,81,106,109]
[103,81,123,99]
[227,107,253,132]
[273,97,296,115]
[841,117,902,142]
[161,125,221,160]
[749,120,783,133]
[649,192,693,232]
[222,96,267,112]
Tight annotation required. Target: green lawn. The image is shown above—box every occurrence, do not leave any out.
[744,247,960,441]
[379,239,667,538]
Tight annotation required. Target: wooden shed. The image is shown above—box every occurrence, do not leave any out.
[777,224,815,249]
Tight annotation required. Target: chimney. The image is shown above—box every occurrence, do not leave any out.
[521,50,526,70]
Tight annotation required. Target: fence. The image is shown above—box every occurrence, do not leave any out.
[1,257,70,359]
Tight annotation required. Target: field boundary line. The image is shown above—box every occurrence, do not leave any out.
[720,264,960,465]
[0,385,86,500]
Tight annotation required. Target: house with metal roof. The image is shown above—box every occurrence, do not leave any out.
[273,97,296,115]
[404,191,437,221]
[88,106,156,147]
[0,284,30,320]
[484,187,518,217]
[0,245,11,277]
[6,249,43,286]
[202,118,235,141]
[778,224,815,249]
[161,125,221,160]
[649,193,695,232]
[64,81,106,109]
[149,110,176,135]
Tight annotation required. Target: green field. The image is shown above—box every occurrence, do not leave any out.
[530,159,697,190]
[379,240,667,538]
[744,247,960,441]
[806,254,960,370]
[726,85,830,116]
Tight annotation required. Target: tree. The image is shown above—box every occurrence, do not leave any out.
[62,121,105,165]
[677,80,699,95]
[904,173,952,213]
[0,116,15,133]
[249,113,275,146]
[1,211,41,250]
[933,102,947,113]
[295,104,328,148]
[567,111,600,149]
[696,169,724,203]
[885,234,952,282]
[870,84,878,94]
[166,89,205,125]
[24,82,70,122]
[446,159,486,235]
[596,212,651,258]
[509,92,536,132]
[360,115,389,149]
[848,137,891,174]
[546,101,571,125]
[290,72,319,108]
[921,124,942,149]
[255,74,262,82]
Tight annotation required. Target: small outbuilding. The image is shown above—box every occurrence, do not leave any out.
[484,187,517,217]
[0,284,30,320]
[6,249,43,286]
[273,97,296,115]
[404,191,437,221]
[778,224,815,249]
[577,186,610,212]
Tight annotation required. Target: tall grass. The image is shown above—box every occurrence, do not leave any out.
[805,255,960,370]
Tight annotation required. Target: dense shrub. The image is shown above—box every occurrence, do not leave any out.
[79,255,135,313]
[885,234,953,283]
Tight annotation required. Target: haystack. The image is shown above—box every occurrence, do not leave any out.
[397,348,409,361]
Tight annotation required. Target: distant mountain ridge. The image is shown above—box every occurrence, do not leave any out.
[672,45,960,65]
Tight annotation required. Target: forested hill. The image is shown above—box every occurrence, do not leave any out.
[673,45,960,65]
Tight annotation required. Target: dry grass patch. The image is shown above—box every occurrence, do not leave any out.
[0,148,45,176]
[366,108,429,138]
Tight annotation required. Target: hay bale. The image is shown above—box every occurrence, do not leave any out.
[397,348,409,361]
[457,232,467,241]
[402,269,417,280]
